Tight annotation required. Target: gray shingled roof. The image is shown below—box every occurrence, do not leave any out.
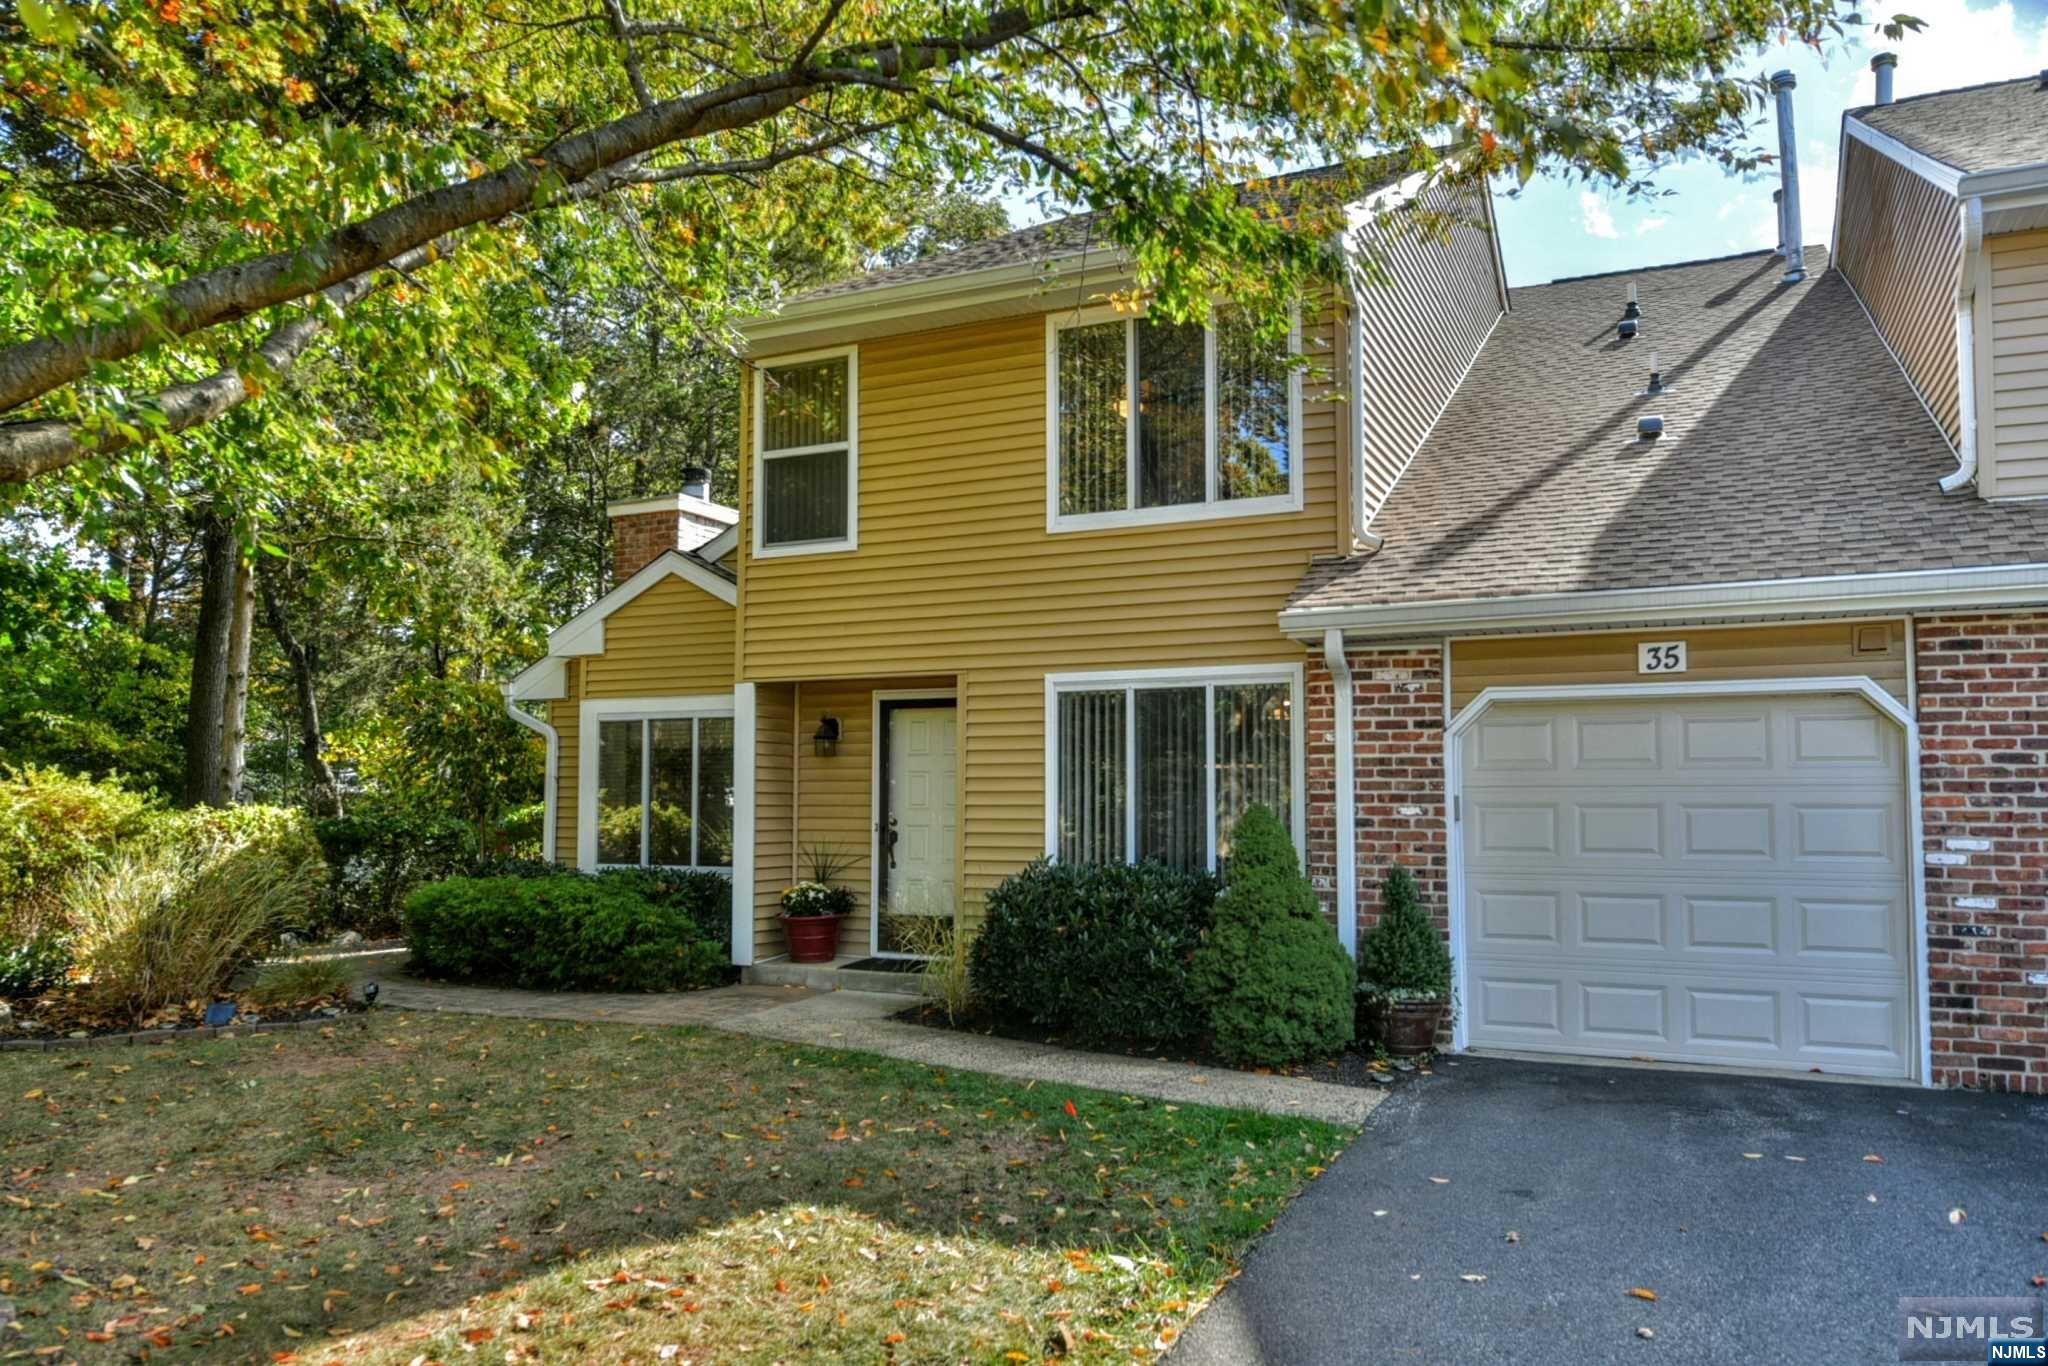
[1852,76,2048,174]
[788,162,1402,305]
[1289,247,2048,613]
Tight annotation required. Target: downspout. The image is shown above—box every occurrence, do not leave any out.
[1941,195,1986,494]
[1322,627,1358,955]
[501,683,559,865]
[1345,271,1385,554]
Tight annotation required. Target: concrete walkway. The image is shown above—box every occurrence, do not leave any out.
[343,950,1377,1125]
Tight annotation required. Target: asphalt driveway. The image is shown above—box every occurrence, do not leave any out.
[1175,1058,2047,1365]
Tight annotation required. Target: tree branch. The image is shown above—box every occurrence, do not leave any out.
[621,118,903,183]
[0,3,1091,420]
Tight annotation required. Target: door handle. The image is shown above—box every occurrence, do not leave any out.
[886,816,899,869]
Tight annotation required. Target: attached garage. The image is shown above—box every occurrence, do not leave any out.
[1452,686,1919,1080]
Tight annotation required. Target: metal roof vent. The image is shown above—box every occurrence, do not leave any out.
[1618,317,1639,340]
[1640,351,1669,396]
[1637,414,1665,440]
[1623,283,1641,320]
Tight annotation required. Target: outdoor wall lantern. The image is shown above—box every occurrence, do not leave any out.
[813,715,841,758]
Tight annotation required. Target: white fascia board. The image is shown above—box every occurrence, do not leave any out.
[506,655,568,702]
[739,248,1128,349]
[1280,562,2048,639]
[1959,160,2048,199]
[700,525,739,564]
[547,549,736,658]
[1844,117,1964,195]
[605,492,739,525]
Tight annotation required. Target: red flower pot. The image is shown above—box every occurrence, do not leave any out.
[781,913,846,964]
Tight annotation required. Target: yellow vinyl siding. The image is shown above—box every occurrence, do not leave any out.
[1449,621,1910,712]
[752,682,796,959]
[547,661,581,860]
[1834,135,1963,445]
[1984,229,2048,499]
[582,575,735,698]
[740,306,1344,909]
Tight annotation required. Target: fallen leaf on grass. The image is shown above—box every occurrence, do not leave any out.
[1627,1288,1658,1302]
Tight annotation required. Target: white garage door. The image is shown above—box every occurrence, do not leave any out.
[1459,694,1914,1079]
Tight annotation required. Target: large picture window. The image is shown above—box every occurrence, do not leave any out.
[1049,667,1299,872]
[755,348,856,555]
[1049,306,1300,531]
[591,713,735,870]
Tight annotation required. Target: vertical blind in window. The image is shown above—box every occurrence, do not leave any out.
[1054,677,1293,872]
[760,356,851,547]
[1054,308,1294,520]
[595,716,735,869]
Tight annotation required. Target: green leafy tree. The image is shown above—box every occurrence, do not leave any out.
[1189,805,1354,1065]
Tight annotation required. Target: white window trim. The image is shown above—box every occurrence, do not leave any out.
[752,344,859,559]
[1042,662,1307,872]
[1043,304,1305,535]
[577,693,738,874]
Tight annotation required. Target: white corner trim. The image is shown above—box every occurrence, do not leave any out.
[751,344,859,560]
[1947,196,1988,494]
[574,694,738,874]
[1844,116,1964,195]
[1282,562,2048,639]
[1041,305,1306,536]
[548,550,736,659]
[732,683,757,967]
[1440,673,1928,1085]
[1321,629,1358,954]
[1041,662,1308,870]
[500,685,559,865]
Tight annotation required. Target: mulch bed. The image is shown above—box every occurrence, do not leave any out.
[0,992,369,1047]
[892,1001,1441,1093]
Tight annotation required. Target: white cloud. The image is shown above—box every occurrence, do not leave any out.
[1635,217,1670,236]
[1578,191,1619,240]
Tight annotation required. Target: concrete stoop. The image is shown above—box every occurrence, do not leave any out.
[743,956,925,997]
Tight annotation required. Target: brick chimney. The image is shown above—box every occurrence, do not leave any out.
[609,467,737,582]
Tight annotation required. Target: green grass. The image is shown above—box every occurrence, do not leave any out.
[0,1013,1353,1362]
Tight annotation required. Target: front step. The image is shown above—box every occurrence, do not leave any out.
[743,956,926,997]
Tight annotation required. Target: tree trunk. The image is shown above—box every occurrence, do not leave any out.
[181,512,237,807]
[258,564,342,818]
[217,549,256,804]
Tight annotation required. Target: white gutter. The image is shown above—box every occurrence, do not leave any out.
[1321,628,1358,956]
[1280,561,2048,639]
[1941,195,1986,494]
[501,684,559,864]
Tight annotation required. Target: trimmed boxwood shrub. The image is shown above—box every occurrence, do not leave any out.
[1189,805,1355,1065]
[404,875,726,992]
[594,867,734,958]
[969,859,1220,1048]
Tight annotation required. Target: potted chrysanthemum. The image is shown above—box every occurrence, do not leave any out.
[779,845,858,963]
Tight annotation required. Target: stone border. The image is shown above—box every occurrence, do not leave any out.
[0,1013,371,1053]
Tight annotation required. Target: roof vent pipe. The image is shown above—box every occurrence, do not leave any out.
[681,464,712,500]
[1623,283,1641,320]
[1771,70,1805,284]
[1871,52,1897,104]
[1772,188,1785,258]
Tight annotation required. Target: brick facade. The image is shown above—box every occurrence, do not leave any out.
[613,510,685,583]
[1915,612,2048,1094]
[1304,645,1449,948]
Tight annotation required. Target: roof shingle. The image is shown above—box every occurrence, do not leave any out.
[1289,246,2048,614]
[1852,76,2048,174]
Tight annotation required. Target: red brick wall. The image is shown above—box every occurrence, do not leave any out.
[1916,612,2048,1094]
[612,510,680,583]
[1305,645,1449,948]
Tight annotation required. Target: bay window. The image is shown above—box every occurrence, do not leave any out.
[1049,305,1301,531]
[586,707,735,871]
[755,347,856,555]
[1049,666,1300,872]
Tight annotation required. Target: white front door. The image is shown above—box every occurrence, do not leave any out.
[879,703,958,953]
[1460,694,1914,1078]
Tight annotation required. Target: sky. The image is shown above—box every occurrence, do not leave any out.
[1492,0,2048,285]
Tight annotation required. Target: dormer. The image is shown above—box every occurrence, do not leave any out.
[1834,64,2048,500]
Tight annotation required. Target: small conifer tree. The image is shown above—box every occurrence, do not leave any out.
[1356,865,1451,1001]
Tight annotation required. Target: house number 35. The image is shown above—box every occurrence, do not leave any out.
[1637,641,1688,674]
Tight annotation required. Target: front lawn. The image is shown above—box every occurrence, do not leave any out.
[0,1015,1353,1362]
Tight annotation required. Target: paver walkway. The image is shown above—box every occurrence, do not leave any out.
[340,950,1377,1125]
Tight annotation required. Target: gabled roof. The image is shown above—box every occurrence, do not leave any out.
[1285,247,2048,622]
[507,549,735,700]
[1852,76,2048,176]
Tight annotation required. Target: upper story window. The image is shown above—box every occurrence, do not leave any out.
[1047,305,1302,533]
[754,346,857,557]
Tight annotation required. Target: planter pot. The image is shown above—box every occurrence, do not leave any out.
[781,913,847,964]
[1361,996,1446,1057]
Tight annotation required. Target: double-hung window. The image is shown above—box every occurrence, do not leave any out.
[754,346,857,556]
[1047,665,1301,872]
[587,704,736,871]
[1048,305,1301,532]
